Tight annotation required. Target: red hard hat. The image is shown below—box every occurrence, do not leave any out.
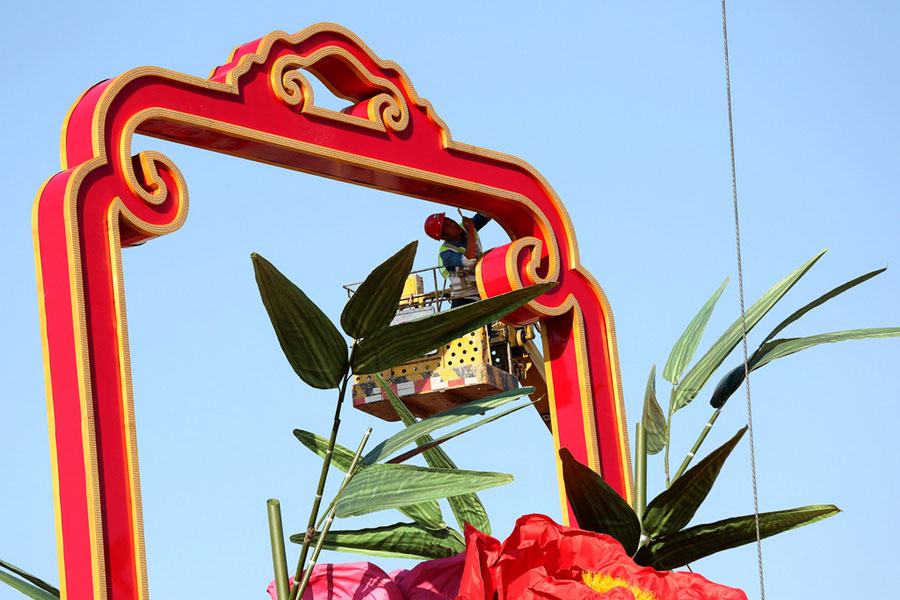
[424,212,445,240]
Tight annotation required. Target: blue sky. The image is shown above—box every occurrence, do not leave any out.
[2,2,898,599]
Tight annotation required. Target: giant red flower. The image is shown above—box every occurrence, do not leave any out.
[457,514,747,600]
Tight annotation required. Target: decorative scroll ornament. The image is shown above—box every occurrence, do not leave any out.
[271,49,410,133]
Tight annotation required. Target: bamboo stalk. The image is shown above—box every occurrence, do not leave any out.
[294,428,373,599]
[267,499,290,600]
[672,408,722,482]
[289,372,350,600]
[634,423,647,521]
[664,387,676,487]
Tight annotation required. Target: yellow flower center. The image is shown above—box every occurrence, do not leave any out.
[582,571,658,600]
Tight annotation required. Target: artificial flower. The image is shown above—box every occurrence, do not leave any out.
[266,553,464,600]
[457,514,747,600]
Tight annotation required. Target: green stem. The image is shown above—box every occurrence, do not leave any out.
[664,387,676,488]
[290,371,351,600]
[634,422,647,521]
[315,427,374,530]
[449,528,465,545]
[267,499,290,600]
[294,429,372,600]
[672,408,722,482]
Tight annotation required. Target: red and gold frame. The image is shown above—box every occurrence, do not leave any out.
[33,24,632,600]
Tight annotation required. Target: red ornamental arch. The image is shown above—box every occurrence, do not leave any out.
[33,24,632,600]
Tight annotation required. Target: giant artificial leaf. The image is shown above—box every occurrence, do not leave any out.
[559,448,640,555]
[386,400,537,465]
[252,254,348,389]
[710,327,900,409]
[641,365,667,455]
[663,280,727,385]
[0,560,58,600]
[362,388,533,465]
[336,464,512,518]
[753,328,900,370]
[377,374,491,534]
[352,283,555,374]
[298,522,466,560]
[642,427,746,538]
[293,429,444,530]
[673,251,825,410]
[636,505,839,570]
[759,267,886,346]
[341,242,418,339]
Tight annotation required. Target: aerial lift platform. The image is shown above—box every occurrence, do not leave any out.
[346,269,551,430]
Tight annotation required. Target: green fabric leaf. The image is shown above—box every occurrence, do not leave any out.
[673,251,825,410]
[643,427,746,538]
[0,560,58,599]
[663,280,727,385]
[641,365,667,455]
[708,364,746,410]
[386,400,537,465]
[710,268,890,408]
[336,464,512,518]
[754,328,900,369]
[376,374,491,534]
[251,254,348,389]
[292,430,444,530]
[0,572,58,600]
[636,505,839,570]
[362,387,533,465]
[352,282,555,374]
[293,430,357,471]
[341,242,418,339]
[760,267,886,346]
[559,448,641,555]
[295,522,466,561]
[710,327,900,409]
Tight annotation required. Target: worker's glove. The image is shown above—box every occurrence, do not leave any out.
[461,256,477,268]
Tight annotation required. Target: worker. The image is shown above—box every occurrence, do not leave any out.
[424,212,492,307]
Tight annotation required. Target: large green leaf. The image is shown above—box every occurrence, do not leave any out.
[296,522,466,560]
[641,365,667,455]
[673,251,825,410]
[753,328,900,369]
[386,400,537,465]
[293,430,444,530]
[710,327,900,409]
[643,427,746,538]
[352,282,555,374]
[377,374,491,534]
[362,387,533,465]
[559,448,641,555]
[336,464,512,518]
[759,267,886,346]
[708,364,747,410]
[708,267,890,409]
[341,242,418,339]
[293,430,357,471]
[663,280,727,385]
[0,560,58,599]
[0,572,58,600]
[252,254,348,389]
[636,505,839,570]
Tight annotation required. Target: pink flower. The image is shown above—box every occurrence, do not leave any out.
[267,554,465,600]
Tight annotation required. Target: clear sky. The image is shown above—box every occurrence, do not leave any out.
[2,2,898,599]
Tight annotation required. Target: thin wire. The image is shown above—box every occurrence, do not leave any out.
[721,1,765,598]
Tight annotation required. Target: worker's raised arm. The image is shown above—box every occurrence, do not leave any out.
[463,217,477,259]
[472,213,491,231]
